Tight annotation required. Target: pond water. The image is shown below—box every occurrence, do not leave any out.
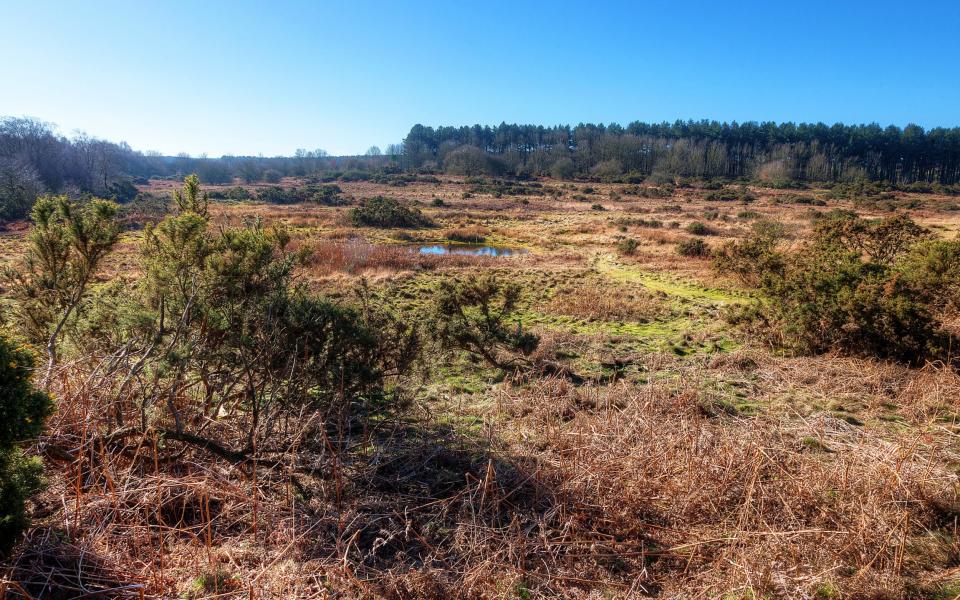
[417,244,528,257]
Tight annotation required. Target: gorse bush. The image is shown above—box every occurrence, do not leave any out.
[39,176,421,463]
[350,196,433,228]
[207,186,253,201]
[713,220,786,287]
[429,274,539,373]
[617,238,640,255]
[676,238,711,257]
[3,195,119,385]
[0,337,53,555]
[256,184,344,205]
[685,221,712,235]
[715,212,960,363]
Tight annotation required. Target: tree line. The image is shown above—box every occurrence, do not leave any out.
[401,120,960,184]
[5,115,960,222]
[0,117,391,221]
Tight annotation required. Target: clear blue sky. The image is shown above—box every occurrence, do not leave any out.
[2,0,958,156]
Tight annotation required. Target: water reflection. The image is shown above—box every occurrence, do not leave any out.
[417,244,527,257]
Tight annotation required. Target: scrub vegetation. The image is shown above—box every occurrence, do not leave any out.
[0,123,959,598]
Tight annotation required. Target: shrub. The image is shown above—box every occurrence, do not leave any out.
[827,179,893,200]
[467,179,543,197]
[591,203,605,211]
[106,179,139,203]
[676,238,711,257]
[617,238,640,255]
[713,220,785,286]
[208,186,253,201]
[812,211,928,265]
[134,189,421,451]
[431,198,445,207]
[257,184,344,205]
[3,195,119,382]
[428,274,539,373]
[350,196,433,228]
[715,214,957,364]
[897,239,960,313]
[706,188,756,203]
[685,221,713,235]
[0,336,54,555]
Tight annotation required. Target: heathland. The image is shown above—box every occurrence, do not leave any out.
[1,120,960,599]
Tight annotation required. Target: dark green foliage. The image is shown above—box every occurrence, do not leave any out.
[338,170,374,182]
[713,221,786,286]
[105,179,139,203]
[3,195,119,384]
[615,217,662,229]
[207,186,253,201]
[591,203,605,211]
[133,180,422,448]
[676,238,711,257]
[812,211,929,264]
[897,239,960,313]
[466,179,544,197]
[617,238,640,255]
[429,274,539,373]
[827,179,895,200]
[776,193,825,206]
[685,221,713,235]
[705,188,756,203]
[403,120,960,185]
[256,184,345,205]
[623,185,673,199]
[716,214,958,364]
[0,337,53,555]
[350,196,433,228]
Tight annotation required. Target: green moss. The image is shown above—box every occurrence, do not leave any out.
[930,581,960,600]
[596,255,749,304]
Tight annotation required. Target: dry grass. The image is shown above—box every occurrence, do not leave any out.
[444,225,490,243]
[305,239,487,275]
[542,281,664,322]
[14,355,958,598]
[4,176,960,598]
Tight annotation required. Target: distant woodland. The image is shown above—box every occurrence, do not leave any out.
[401,121,960,184]
[3,116,960,221]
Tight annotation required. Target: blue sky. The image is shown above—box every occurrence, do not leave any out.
[2,0,958,156]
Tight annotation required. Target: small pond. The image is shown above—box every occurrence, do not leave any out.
[417,244,528,257]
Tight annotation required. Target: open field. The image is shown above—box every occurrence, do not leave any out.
[2,176,960,599]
